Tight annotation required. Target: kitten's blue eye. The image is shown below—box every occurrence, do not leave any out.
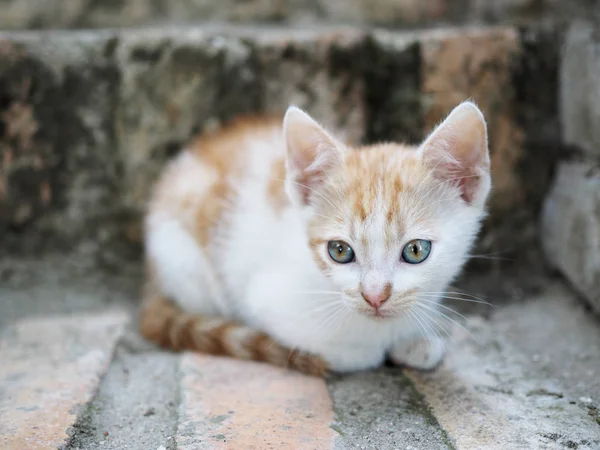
[327,240,355,264]
[401,239,431,264]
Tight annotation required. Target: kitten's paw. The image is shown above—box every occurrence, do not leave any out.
[389,336,446,371]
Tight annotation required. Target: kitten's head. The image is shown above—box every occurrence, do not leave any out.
[283,101,491,319]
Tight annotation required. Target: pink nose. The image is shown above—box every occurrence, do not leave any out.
[361,289,391,309]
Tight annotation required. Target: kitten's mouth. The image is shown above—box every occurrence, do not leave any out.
[363,308,395,320]
[372,313,388,321]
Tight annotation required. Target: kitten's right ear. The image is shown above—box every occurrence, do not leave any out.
[283,106,344,205]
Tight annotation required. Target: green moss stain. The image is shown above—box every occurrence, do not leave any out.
[210,414,229,424]
[397,375,455,449]
[329,423,345,437]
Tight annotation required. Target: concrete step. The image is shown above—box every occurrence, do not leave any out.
[1,257,599,449]
[541,20,600,315]
[0,24,560,274]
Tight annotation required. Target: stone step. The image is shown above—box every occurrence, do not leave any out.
[0,0,593,30]
[1,258,599,449]
[0,311,129,449]
[542,20,600,315]
[0,24,560,273]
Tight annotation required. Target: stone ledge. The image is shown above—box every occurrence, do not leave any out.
[0,311,129,449]
[542,161,600,314]
[0,0,595,30]
[0,25,563,272]
[561,20,600,158]
[407,282,600,449]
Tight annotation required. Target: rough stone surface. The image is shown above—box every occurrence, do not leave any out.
[541,161,600,313]
[328,370,452,449]
[420,27,523,215]
[0,32,120,255]
[561,20,600,157]
[0,310,129,449]
[509,24,564,262]
[113,26,365,221]
[0,0,596,29]
[406,281,600,449]
[0,25,565,276]
[359,31,422,144]
[177,353,335,449]
[67,329,180,450]
[0,26,367,263]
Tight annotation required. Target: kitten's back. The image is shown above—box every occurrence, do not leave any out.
[147,115,284,249]
[140,114,328,376]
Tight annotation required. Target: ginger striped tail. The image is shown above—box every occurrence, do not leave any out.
[139,286,328,377]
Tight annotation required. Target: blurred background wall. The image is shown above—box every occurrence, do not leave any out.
[0,0,597,30]
[1,0,599,309]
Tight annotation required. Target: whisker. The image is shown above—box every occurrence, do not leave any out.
[421,296,496,308]
[417,299,469,322]
[416,291,495,307]
[414,303,477,343]
[315,303,350,335]
[407,308,434,342]
[412,305,453,338]
[414,306,447,340]
[333,306,352,335]
[417,308,453,340]
[294,300,347,320]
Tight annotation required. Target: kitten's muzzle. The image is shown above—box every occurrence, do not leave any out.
[360,283,392,309]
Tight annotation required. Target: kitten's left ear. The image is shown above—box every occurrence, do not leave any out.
[283,106,345,205]
[419,101,491,208]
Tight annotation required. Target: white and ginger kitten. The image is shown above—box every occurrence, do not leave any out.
[140,101,491,376]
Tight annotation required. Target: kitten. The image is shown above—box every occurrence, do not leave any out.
[140,101,491,376]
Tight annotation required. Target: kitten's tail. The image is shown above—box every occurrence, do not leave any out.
[139,285,328,377]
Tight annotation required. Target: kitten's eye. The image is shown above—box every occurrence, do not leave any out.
[401,239,432,264]
[327,240,355,264]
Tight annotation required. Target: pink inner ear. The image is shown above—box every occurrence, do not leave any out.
[420,102,490,205]
[283,107,343,206]
[296,168,323,204]
[457,173,480,204]
[429,155,483,205]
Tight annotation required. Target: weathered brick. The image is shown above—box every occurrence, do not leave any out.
[252,28,365,144]
[421,27,523,214]
[0,310,129,449]
[0,26,366,262]
[321,0,448,25]
[113,27,365,218]
[541,161,600,313]
[113,28,263,215]
[177,353,335,449]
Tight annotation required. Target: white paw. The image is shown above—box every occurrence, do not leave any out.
[389,335,447,370]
